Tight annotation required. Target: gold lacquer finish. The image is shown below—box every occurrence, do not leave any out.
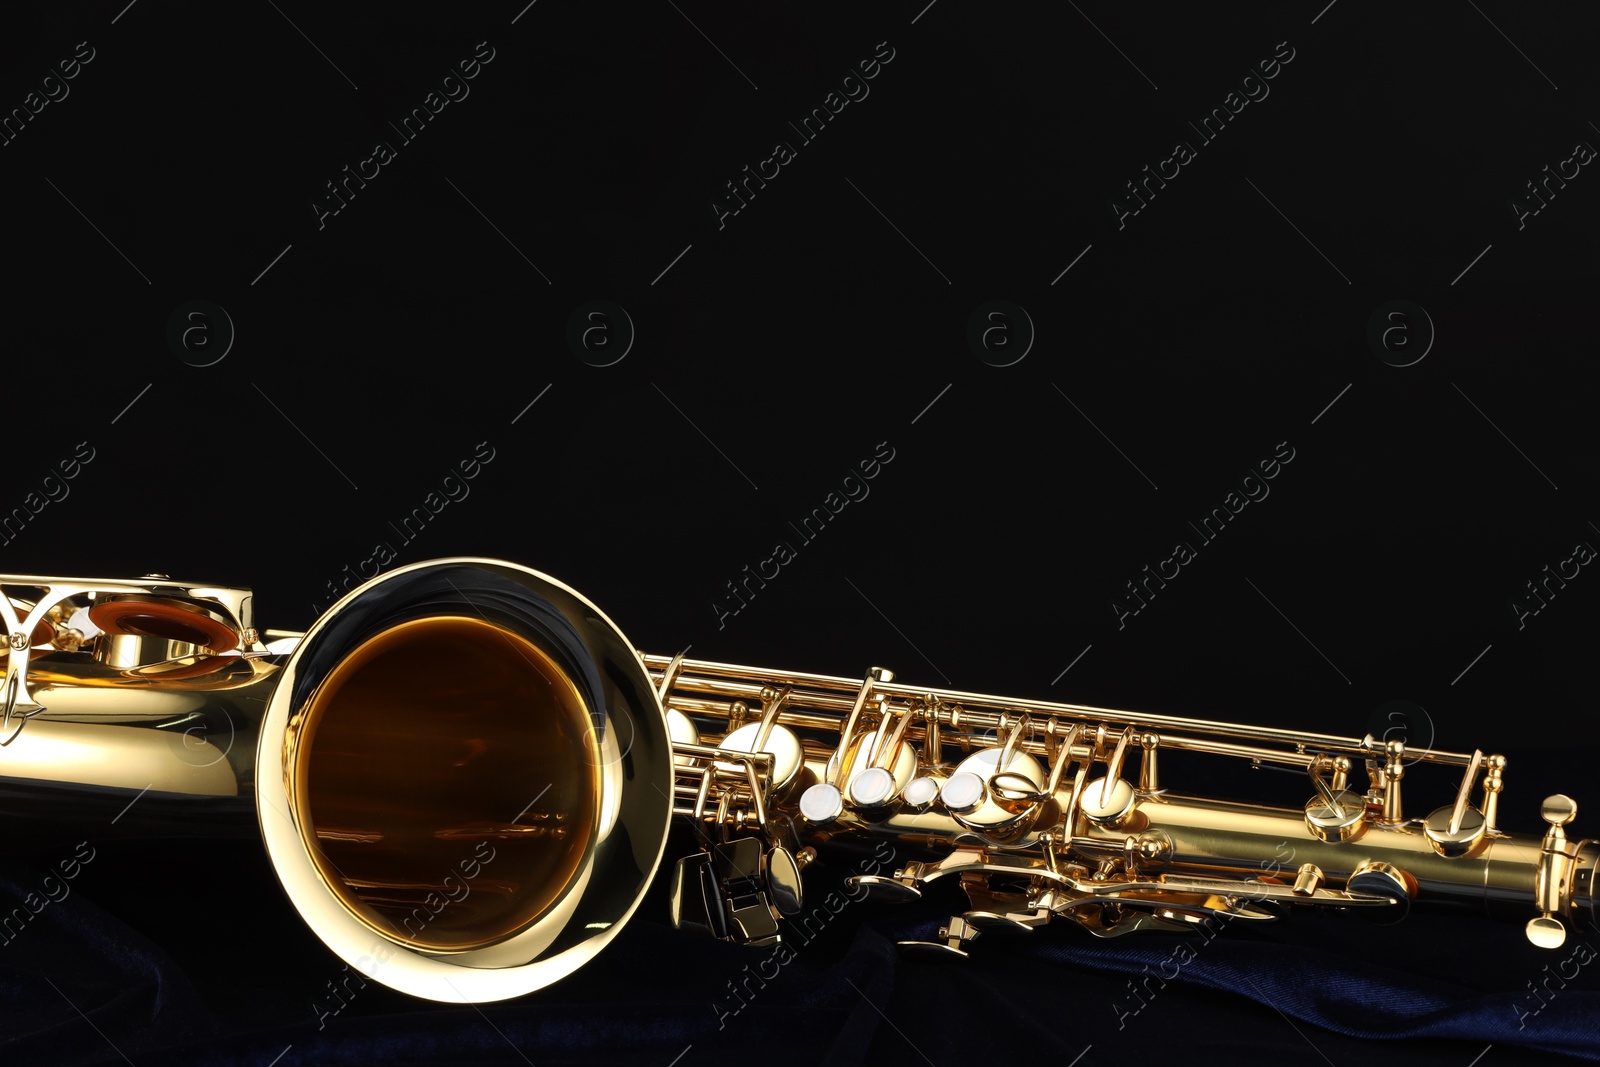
[290,616,599,953]
[2,558,1594,1007]
[645,653,1597,959]
[0,560,671,1004]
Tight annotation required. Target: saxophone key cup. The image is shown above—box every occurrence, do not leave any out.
[717,722,804,794]
[89,594,241,661]
[947,747,1043,830]
[1423,804,1488,858]
[1079,776,1136,828]
[666,708,700,768]
[829,722,917,804]
[1304,790,1367,843]
[1346,861,1413,923]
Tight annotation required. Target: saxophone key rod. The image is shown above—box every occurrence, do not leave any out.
[644,654,1484,765]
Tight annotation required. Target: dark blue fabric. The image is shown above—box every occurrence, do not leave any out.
[4,842,1599,1066]
[880,913,1600,1061]
[0,854,219,1064]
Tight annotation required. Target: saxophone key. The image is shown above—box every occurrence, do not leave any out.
[901,775,941,812]
[716,722,803,792]
[849,766,896,808]
[1422,804,1487,858]
[940,771,986,815]
[1303,789,1367,843]
[1079,776,1136,828]
[798,782,844,825]
[945,746,1045,830]
[959,910,1042,933]
[844,874,922,903]
[669,851,729,939]
[829,719,918,805]
[764,845,804,917]
[666,707,700,769]
[897,914,980,959]
[1346,860,1413,923]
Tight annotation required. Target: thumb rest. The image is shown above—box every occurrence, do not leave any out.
[0,560,1593,1004]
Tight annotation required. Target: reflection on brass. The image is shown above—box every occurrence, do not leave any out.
[291,616,598,952]
[645,650,1597,959]
[2,559,1594,1007]
[0,561,670,1004]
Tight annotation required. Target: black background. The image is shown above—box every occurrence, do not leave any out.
[2,1,1599,1064]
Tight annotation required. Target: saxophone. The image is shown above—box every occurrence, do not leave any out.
[0,558,1591,1003]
